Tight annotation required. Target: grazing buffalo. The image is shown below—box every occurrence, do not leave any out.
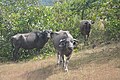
[51,30,78,72]
[80,20,94,42]
[11,30,52,61]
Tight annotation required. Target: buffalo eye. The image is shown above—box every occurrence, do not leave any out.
[70,40,74,43]
[59,39,66,47]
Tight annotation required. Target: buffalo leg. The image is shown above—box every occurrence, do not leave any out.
[64,56,70,72]
[84,35,89,45]
[61,55,64,67]
[83,35,86,41]
[36,49,42,60]
[86,34,89,45]
[13,47,20,61]
[35,49,40,55]
[57,52,61,65]
[87,34,89,40]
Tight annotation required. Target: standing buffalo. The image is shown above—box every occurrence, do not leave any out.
[51,30,78,72]
[80,20,94,43]
[11,30,52,61]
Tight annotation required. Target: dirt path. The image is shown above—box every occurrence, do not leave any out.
[0,42,120,80]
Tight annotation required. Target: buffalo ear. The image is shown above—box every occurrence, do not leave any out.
[90,20,95,24]
[36,32,42,38]
[59,39,66,47]
[50,32,54,38]
[73,39,79,47]
[50,32,59,38]
[49,29,52,32]
[47,29,52,34]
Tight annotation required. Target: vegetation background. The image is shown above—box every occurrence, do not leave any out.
[0,0,119,62]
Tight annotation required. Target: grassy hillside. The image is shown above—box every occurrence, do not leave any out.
[0,42,120,80]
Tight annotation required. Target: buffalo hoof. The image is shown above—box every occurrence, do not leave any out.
[65,68,68,72]
[13,60,18,63]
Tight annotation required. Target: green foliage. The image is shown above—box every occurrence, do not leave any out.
[0,0,119,62]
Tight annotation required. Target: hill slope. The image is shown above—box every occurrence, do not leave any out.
[0,42,120,80]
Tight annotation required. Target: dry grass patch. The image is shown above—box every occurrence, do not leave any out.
[0,42,120,80]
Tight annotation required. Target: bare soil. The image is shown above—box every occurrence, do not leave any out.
[0,42,120,80]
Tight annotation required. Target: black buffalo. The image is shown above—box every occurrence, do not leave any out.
[11,30,52,61]
[51,30,78,72]
[80,20,94,42]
